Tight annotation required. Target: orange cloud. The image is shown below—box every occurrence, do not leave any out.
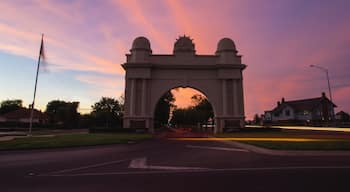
[34,0,84,24]
[165,0,214,53]
[111,0,170,52]
[0,1,126,76]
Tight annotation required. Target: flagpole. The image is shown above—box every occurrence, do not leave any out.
[29,34,44,136]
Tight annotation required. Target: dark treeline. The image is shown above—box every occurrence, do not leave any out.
[0,96,124,130]
[46,100,80,128]
[170,94,214,127]
[1,92,215,130]
[153,91,214,129]
[0,99,23,115]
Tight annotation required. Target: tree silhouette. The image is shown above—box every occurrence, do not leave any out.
[0,99,23,115]
[46,100,79,128]
[170,94,213,127]
[91,97,123,128]
[154,91,175,128]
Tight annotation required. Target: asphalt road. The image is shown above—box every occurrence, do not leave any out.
[1,138,350,192]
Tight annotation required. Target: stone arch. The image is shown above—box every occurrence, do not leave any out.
[122,35,246,133]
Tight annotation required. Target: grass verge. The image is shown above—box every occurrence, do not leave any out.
[218,130,350,150]
[0,133,152,150]
[240,140,350,150]
[217,131,350,139]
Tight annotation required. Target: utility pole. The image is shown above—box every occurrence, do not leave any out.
[29,34,45,136]
[310,64,334,121]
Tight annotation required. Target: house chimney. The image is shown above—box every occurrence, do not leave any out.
[277,101,281,106]
[281,98,285,103]
[322,92,326,98]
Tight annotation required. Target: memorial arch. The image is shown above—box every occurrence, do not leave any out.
[122,35,246,133]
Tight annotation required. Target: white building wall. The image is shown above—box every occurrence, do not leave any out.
[272,106,295,122]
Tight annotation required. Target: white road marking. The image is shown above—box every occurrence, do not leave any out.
[128,157,209,170]
[51,159,130,174]
[186,145,250,152]
[41,165,350,177]
[128,157,147,168]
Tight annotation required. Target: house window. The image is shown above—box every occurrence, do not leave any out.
[285,110,290,116]
[303,111,309,116]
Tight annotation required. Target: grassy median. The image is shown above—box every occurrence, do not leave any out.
[218,130,350,150]
[0,133,152,150]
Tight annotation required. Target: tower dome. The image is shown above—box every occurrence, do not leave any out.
[173,35,195,54]
[216,38,237,54]
[131,36,151,52]
[130,36,152,63]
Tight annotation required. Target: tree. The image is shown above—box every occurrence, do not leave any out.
[91,97,123,128]
[154,91,175,128]
[191,94,214,123]
[253,114,262,125]
[118,94,125,111]
[336,111,350,122]
[170,94,213,127]
[46,100,80,128]
[0,99,23,115]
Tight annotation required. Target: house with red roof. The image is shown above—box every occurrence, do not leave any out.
[0,108,48,124]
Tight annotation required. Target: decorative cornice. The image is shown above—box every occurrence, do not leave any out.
[122,62,246,70]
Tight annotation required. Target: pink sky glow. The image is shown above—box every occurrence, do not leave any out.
[0,0,349,119]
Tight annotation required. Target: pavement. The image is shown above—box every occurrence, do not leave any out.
[0,129,88,141]
[0,131,27,141]
[1,133,350,192]
[0,133,56,141]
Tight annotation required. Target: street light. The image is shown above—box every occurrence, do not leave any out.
[310,65,333,102]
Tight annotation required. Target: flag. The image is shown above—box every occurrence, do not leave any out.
[39,34,48,72]
[39,35,45,60]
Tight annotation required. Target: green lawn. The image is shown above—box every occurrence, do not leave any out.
[217,130,350,139]
[218,130,350,150]
[0,133,152,150]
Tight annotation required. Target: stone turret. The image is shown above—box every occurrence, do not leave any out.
[130,36,152,63]
[173,35,196,56]
[216,38,241,64]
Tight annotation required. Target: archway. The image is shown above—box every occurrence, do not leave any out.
[122,35,246,133]
[153,87,215,133]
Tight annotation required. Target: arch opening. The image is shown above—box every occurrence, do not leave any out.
[153,87,215,133]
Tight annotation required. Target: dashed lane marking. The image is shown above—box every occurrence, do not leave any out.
[129,157,209,170]
[49,159,130,174]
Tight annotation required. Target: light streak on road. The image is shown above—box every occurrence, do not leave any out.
[246,125,350,132]
[171,138,342,142]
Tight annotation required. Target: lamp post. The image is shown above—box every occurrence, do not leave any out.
[310,65,333,102]
[310,64,334,121]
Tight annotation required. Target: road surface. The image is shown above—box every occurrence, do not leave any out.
[1,138,350,192]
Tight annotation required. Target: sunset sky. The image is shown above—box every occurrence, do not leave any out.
[0,0,349,119]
